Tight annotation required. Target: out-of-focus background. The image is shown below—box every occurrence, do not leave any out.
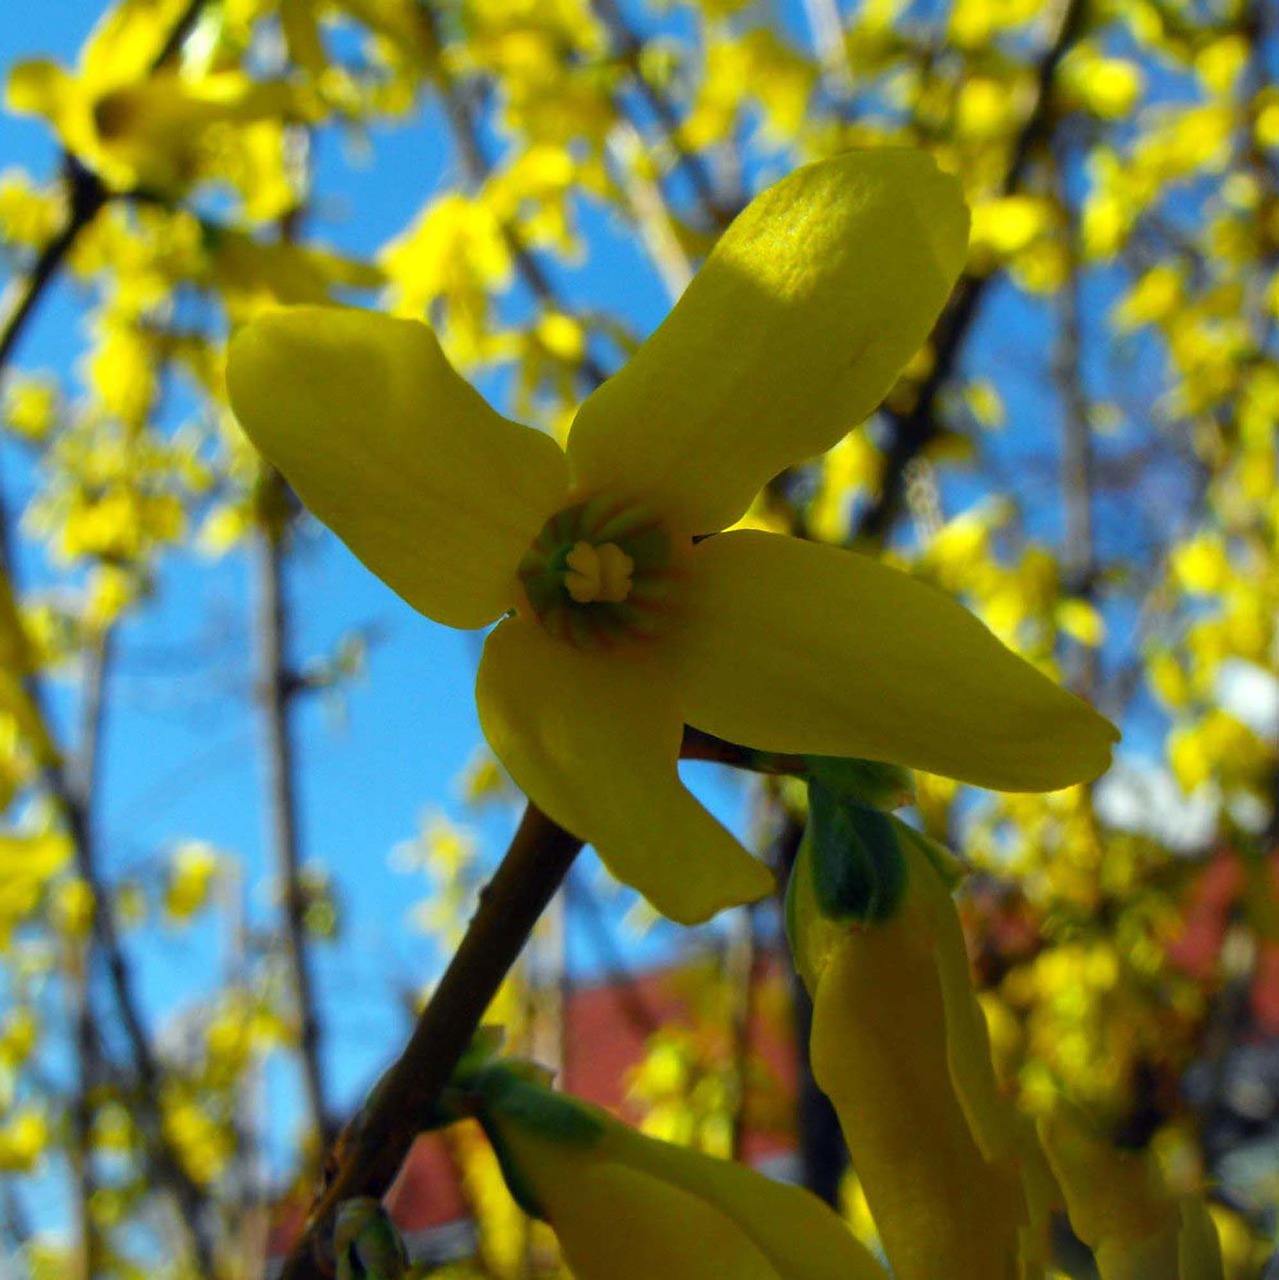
[0,0,1277,1276]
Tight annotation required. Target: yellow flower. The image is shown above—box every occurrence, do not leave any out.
[227,150,1117,925]
[468,1064,890,1280]
[6,0,303,195]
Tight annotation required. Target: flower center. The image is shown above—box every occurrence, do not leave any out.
[517,495,676,648]
[563,541,634,604]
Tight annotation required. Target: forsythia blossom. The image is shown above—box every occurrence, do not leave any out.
[6,0,302,195]
[227,149,1118,924]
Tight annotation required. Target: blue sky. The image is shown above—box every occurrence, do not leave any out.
[0,1,758,1192]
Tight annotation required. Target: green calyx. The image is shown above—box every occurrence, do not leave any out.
[803,755,915,811]
[459,1061,607,1221]
[785,778,969,991]
[469,1061,606,1148]
[517,494,673,646]
[804,779,910,925]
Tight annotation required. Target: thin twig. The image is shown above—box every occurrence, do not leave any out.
[563,877,663,1037]
[855,0,1087,543]
[67,627,114,1280]
[254,489,333,1147]
[606,123,695,301]
[277,805,583,1280]
[54,667,219,1273]
[725,905,757,1163]
[0,159,107,383]
[0,0,210,383]
[1052,131,1101,700]
[591,0,738,227]
[68,940,99,1280]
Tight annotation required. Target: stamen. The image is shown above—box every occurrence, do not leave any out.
[516,495,674,648]
[596,543,634,602]
[563,541,634,604]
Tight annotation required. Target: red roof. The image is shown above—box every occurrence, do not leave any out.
[1165,847,1279,1035]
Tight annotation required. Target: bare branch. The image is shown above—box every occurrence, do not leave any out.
[254,491,333,1148]
[277,805,583,1280]
[856,0,1088,544]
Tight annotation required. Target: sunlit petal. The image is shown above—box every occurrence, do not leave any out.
[566,149,968,535]
[228,307,568,630]
[674,531,1117,791]
[5,60,71,123]
[475,618,774,925]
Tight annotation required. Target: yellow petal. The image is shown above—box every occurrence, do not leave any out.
[80,0,191,90]
[492,1097,882,1280]
[604,1121,890,1280]
[675,531,1117,792]
[541,1162,782,1279]
[6,61,72,123]
[566,149,968,536]
[810,910,1022,1280]
[897,833,1059,1266]
[1038,1108,1182,1280]
[900,834,1024,1163]
[475,618,773,924]
[227,307,568,630]
[92,75,309,191]
[1178,1198,1224,1280]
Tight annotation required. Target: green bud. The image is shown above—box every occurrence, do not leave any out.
[333,1198,408,1280]
[804,779,909,924]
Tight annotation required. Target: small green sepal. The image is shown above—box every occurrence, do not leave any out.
[802,756,915,811]
[805,778,909,924]
[471,1062,606,1148]
[333,1197,409,1280]
[467,1063,607,1220]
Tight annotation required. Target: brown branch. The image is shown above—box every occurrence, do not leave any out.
[1052,134,1100,700]
[276,805,583,1280]
[0,0,210,384]
[855,0,1088,544]
[254,487,333,1148]
[0,158,108,384]
[725,905,757,1163]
